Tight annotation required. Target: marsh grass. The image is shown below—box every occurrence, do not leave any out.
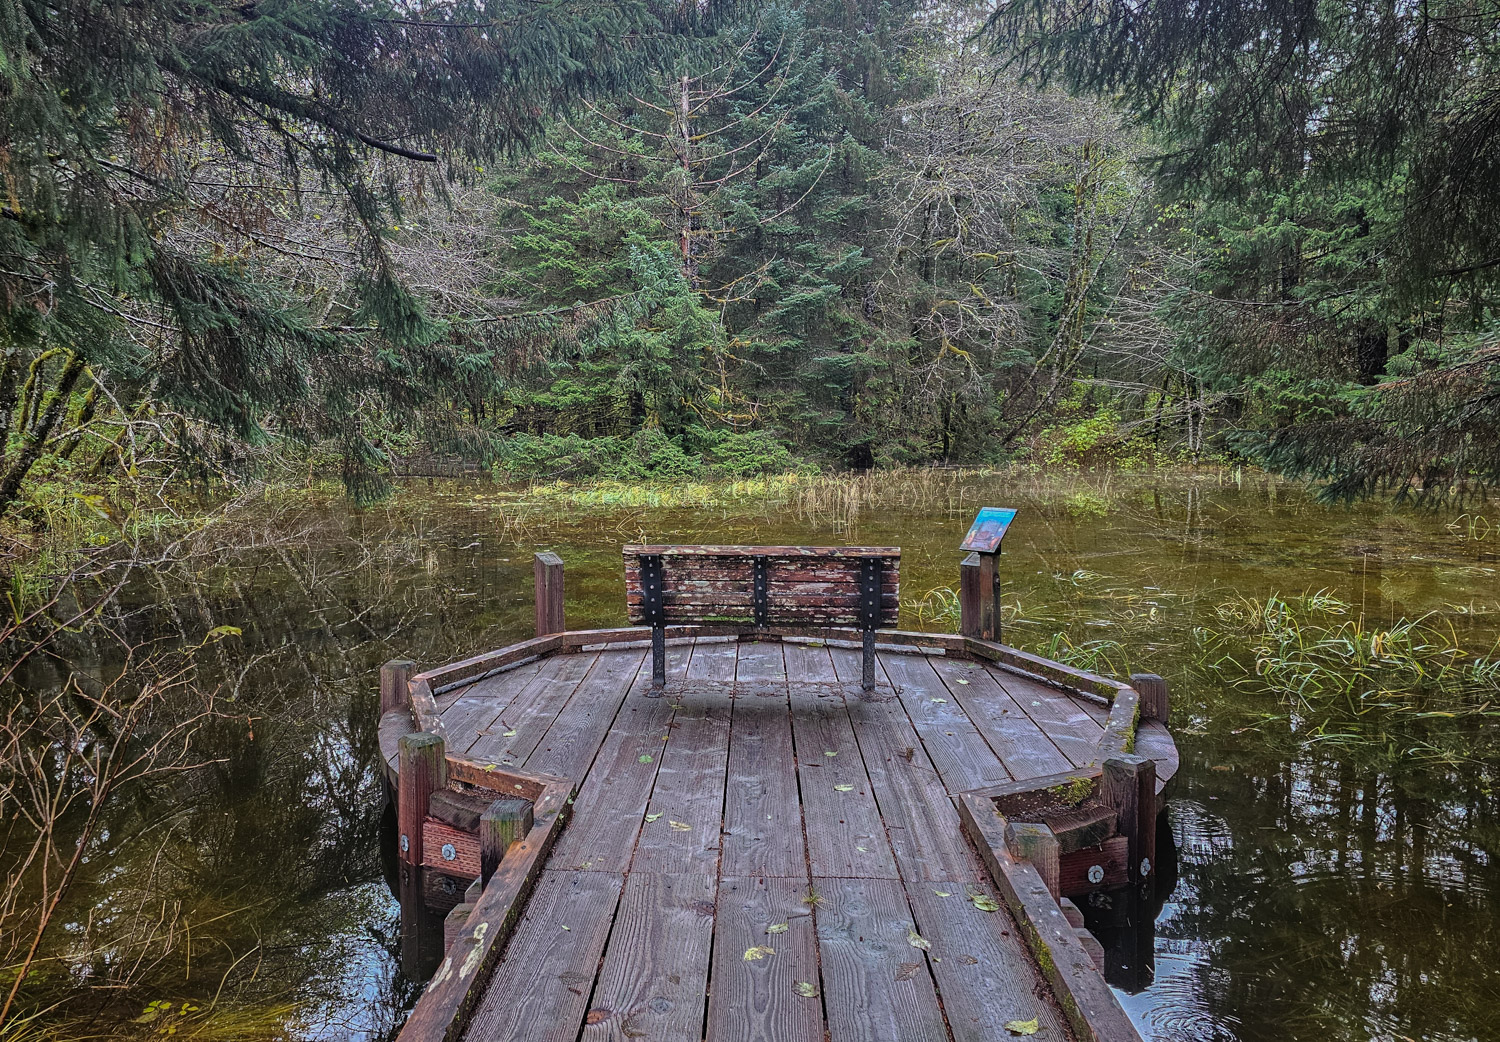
[1196,591,1500,716]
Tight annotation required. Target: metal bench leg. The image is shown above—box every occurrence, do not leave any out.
[862,627,876,692]
[650,623,667,694]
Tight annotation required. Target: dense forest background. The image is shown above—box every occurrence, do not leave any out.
[2,0,1499,532]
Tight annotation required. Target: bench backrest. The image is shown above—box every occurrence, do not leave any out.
[622,544,900,629]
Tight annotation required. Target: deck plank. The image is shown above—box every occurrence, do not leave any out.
[463,869,624,1042]
[631,661,731,875]
[465,652,601,764]
[813,875,951,1042]
[707,876,823,1042]
[785,647,899,880]
[581,872,717,1042]
[524,647,647,780]
[927,657,1075,783]
[992,672,1102,768]
[438,659,547,754]
[831,654,986,883]
[723,643,806,876]
[548,647,690,873]
[907,883,1074,1042]
[866,651,1011,794]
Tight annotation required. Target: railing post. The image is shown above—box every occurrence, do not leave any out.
[1007,820,1061,899]
[958,551,1001,641]
[381,659,415,715]
[1130,672,1170,724]
[533,551,565,637]
[960,552,981,637]
[1102,754,1156,903]
[480,797,534,887]
[398,732,447,870]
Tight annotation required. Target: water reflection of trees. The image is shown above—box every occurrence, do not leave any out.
[1161,742,1500,1042]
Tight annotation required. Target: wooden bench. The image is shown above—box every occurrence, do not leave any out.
[623,544,900,691]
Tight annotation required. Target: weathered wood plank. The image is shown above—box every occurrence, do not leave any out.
[871,651,1011,794]
[723,643,807,876]
[523,647,647,780]
[994,671,1106,769]
[1136,719,1179,792]
[461,870,624,1042]
[437,660,547,753]
[548,645,691,872]
[786,647,898,879]
[906,883,1074,1042]
[836,660,987,882]
[465,652,600,764]
[707,876,823,1042]
[631,651,731,874]
[812,876,949,1042]
[581,872,716,1042]
[927,656,1074,782]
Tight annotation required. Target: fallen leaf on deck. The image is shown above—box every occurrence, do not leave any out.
[955,678,970,685]
[931,889,952,897]
[645,813,663,822]
[638,754,654,763]
[906,929,931,951]
[894,961,922,981]
[971,895,1001,912]
[560,925,571,931]
[744,946,775,961]
[930,697,948,703]
[585,1010,611,1025]
[669,820,692,831]
[833,783,854,792]
[766,923,788,935]
[1004,1018,1039,1036]
[824,750,837,757]
[794,981,819,997]
[503,729,517,737]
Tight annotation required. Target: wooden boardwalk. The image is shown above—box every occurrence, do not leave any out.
[380,632,1176,1042]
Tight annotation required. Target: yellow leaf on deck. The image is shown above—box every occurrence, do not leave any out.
[1004,1018,1039,1036]
[744,946,775,961]
[669,820,692,831]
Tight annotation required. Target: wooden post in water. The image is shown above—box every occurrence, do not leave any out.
[398,732,447,870]
[534,551,565,637]
[959,552,1002,641]
[1103,753,1157,988]
[480,797,534,887]
[1130,673,1170,724]
[381,659,415,715]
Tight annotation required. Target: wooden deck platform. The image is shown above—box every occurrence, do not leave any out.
[378,629,1177,1042]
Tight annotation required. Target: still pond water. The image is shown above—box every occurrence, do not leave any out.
[31,469,1500,1041]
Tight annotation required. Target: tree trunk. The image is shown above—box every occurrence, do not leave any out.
[0,352,87,518]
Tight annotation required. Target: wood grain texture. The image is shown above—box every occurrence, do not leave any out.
[812,876,949,1042]
[465,652,600,764]
[438,660,547,754]
[631,651,731,875]
[838,682,988,882]
[906,882,1074,1042]
[548,645,690,872]
[872,651,1011,794]
[461,870,624,1042]
[994,671,1107,769]
[523,647,646,780]
[927,656,1074,783]
[722,643,806,876]
[786,649,899,879]
[581,872,717,1042]
[707,876,822,1042]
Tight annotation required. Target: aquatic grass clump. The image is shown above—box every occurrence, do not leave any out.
[519,473,813,509]
[1196,591,1500,715]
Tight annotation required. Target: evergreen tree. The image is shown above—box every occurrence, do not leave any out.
[0,0,699,516]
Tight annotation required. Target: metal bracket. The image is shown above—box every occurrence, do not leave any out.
[640,554,666,690]
[858,557,883,691]
[639,554,665,626]
[858,557,883,629]
[752,555,769,627]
